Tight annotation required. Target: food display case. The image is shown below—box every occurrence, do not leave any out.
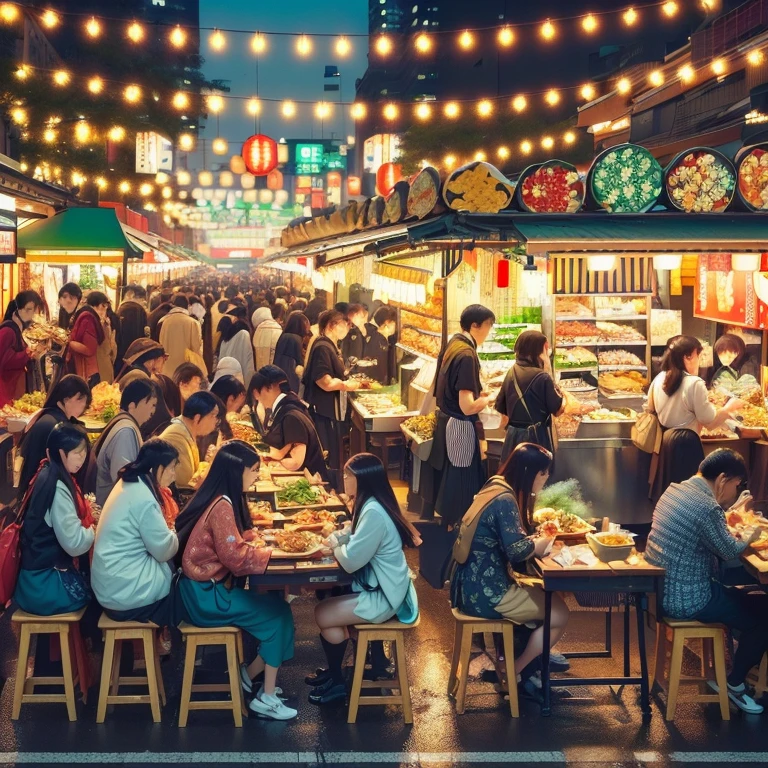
[349,388,418,433]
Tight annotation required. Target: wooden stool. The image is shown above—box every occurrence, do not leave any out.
[348,616,420,724]
[11,607,87,721]
[368,433,404,475]
[447,608,519,717]
[652,619,730,721]
[96,614,166,723]
[748,653,768,697]
[178,623,246,727]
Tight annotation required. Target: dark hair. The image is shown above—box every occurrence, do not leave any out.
[250,365,290,395]
[118,437,179,504]
[699,448,747,482]
[124,284,146,300]
[86,291,109,308]
[714,333,747,370]
[58,282,82,300]
[44,374,92,410]
[175,440,260,563]
[217,299,229,313]
[334,301,349,317]
[292,298,307,312]
[460,304,495,332]
[227,305,248,321]
[347,303,366,319]
[120,377,156,411]
[283,311,310,339]
[662,335,703,396]
[319,309,345,335]
[497,442,553,532]
[514,330,548,368]
[173,362,205,387]
[172,294,189,309]
[225,285,239,300]
[189,295,202,307]
[271,303,286,323]
[183,390,218,419]
[5,289,42,321]
[35,422,90,514]
[373,305,397,327]
[210,375,246,407]
[160,291,173,304]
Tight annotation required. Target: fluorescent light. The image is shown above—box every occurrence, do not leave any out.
[732,253,760,272]
[654,254,682,271]
[587,254,617,272]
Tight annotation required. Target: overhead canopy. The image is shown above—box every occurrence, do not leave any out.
[19,207,142,261]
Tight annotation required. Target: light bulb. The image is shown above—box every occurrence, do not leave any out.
[127,22,144,43]
[497,146,510,160]
[247,98,261,116]
[545,89,561,106]
[172,91,190,110]
[564,131,577,145]
[207,94,225,113]
[383,103,399,121]
[139,183,154,197]
[296,34,312,57]
[541,136,555,150]
[748,49,765,66]
[512,95,527,112]
[444,154,457,169]
[85,17,101,38]
[53,70,70,86]
[109,126,126,142]
[14,65,28,80]
[541,20,556,41]
[209,29,226,52]
[711,58,727,76]
[623,7,638,26]
[43,128,57,143]
[177,170,192,186]
[40,9,59,29]
[119,181,131,194]
[474,151,487,162]
[616,77,632,95]
[415,103,432,121]
[498,27,514,47]
[581,84,596,101]
[520,140,533,155]
[74,121,91,143]
[477,99,493,117]
[87,76,104,95]
[582,14,598,33]
[459,31,474,50]
[10,107,25,124]
[315,102,331,120]
[251,33,267,54]
[170,26,186,48]
[375,35,392,56]
[662,1,678,17]
[95,177,107,190]
[444,101,460,119]
[415,33,432,53]
[124,84,142,103]
[335,36,351,57]
[0,4,19,23]
[281,101,296,118]
[178,133,195,151]
[649,70,665,87]
[678,64,695,83]
[351,102,367,120]
[212,138,228,155]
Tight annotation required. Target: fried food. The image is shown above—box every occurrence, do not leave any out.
[598,371,646,393]
[597,534,634,546]
[292,509,338,526]
[274,530,321,554]
[402,413,437,441]
[248,500,274,523]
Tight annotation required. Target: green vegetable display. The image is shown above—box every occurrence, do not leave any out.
[99,403,119,423]
[276,479,320,506]
[534,478,591,519]
[589,144,663,213]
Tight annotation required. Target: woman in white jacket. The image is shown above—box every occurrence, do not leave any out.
[218,306,255,386]
[91,439,187,626]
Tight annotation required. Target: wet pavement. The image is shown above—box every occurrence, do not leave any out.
[1,552,768,768]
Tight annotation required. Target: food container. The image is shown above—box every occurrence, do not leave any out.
[479,409,502,430]
[663,147,736,213]
[385,180,410,224]
[6,416,28,433]
[407,166,442,219]
[586,531,636,562]
[442,161,514,214]
[735,143,768,212]
[586,143,663,213]
[515,160,584,213]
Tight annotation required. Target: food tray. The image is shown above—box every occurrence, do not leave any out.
[554,525,595,541]
[269,543,325,559]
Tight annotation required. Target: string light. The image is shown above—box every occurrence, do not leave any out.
[649,69,665,87]
[0,4,19,23]
[564,131,577,144]
[296,34,312,56]
[616,77,632,95]
[541,136,555,150]
[477,99,493,117]
[124,84,142,103]
[678,63,695,83]
[40,9,59,29]
[498,26,515,47]
[162,186,173,199]
[415,33,432,53]
[444,154,457,169]
[623,7,639,26]
[108,126,126,142]
[520,140,533,155]
[540,20,556,41]
[497,146,510,160]
[580,83,596,100]
[315,102,331,120]
[281,100,296,118]
[178,133,195,151]
[459,31,474,50]
[662,1,679,17]
[711,57,727,76]
[85,17,101,38]
[351,102,367,120]
[14,65,29,80]
[211,137,228,155]
[335,36,351,56]
[74,121,91,143]
[444,101,460,119]
[251,32,267,54]
[383,102,399,121]
[53,70,71,86]
[375,35,392,56]
[207,94,225,113]
[545,89,561,106]
[43,128,57,143]
[474,151,487,162]
[87,76,104,94]
[415,103,432,121]
[139,183,154,197]
[94,177,107,191]
[581,14,598,33]
[172,91,190,110]
[10,107,26,124]
[747,49,765,66]
[170,25,187,48]
[247,98,261,116]
[127,21,144,43]
[512,95,527,113]
[119,181,131,194]
[209,29,226,51]
[177,170,192,186]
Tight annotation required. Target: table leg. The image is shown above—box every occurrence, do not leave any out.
[623,595,631,678]
[635,593,652,721]
[541,589,553,717]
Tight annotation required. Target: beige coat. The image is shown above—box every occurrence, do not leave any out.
[96,319,117,384]
[159,308,204,379]
[159,418,199,488]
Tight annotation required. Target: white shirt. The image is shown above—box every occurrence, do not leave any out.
[651,371,717,434]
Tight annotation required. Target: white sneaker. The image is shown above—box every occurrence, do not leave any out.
[255,682,285,700]
[708,680,764,714]
[240,664,253,694]
[248,691,298,720]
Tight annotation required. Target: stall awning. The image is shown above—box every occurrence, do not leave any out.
[19,207,143,261]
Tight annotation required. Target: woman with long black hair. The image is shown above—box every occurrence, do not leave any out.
[450,443,569,700]
[309,453,421,705]
[16,374,91,499]
[15,422,94,615]
[273,311,311,394]
[174,441,296,721]
[91,439,186,626]
[218,306,255,385]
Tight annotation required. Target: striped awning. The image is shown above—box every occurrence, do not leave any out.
[551,254,653,295]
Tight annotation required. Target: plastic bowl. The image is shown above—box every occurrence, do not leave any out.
[586,531,636,563]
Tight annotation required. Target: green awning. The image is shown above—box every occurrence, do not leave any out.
[19,207,142,257]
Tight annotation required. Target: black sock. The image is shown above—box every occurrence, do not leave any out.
[320,635,348,684]
[369,640,389,671]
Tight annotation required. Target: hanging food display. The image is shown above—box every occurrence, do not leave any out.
[385,180,410,224]
[665,148,735,213]
[588,144,663,213]
[735,144,768,212]
[407,166,441,219]
[442,161,515,213]
[516,160,584,213]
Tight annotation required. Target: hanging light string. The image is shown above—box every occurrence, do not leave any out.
[3,1,708,58]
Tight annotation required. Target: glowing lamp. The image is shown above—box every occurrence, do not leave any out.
[242,133,279,176]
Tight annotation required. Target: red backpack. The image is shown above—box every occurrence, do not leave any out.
[0,470,37,607]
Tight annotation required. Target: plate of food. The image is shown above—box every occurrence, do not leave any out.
[533,507,595,540]
[582,407,637,423]
[275,478,340,509]
[284,508,342,533]
[248,500,279,526]
[270,530,325,559]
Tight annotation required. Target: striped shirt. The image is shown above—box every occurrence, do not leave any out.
[644,476,746,619]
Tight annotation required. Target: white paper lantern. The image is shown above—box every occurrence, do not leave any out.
[243,190,257,204]
[219,171,234,188]
[191,187,203,200]
[259,189,274,203]
[274,190,289,206]
[179,190,188,199]
[213,189,227,201]
[230,155,246,174]
[203,189,215,200]
[198,170,213,187]
[240,173,255,189]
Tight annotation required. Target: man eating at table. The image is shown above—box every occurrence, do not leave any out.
[645,448,768,714]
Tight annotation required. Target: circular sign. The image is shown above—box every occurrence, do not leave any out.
[242,134,278,176]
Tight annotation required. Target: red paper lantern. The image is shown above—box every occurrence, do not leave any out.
[376,162,402,196]
[242,134,278,176]
[497,259,510,288]
[266,168,283,190]
[327,171,342,188]
[347,175,361,196]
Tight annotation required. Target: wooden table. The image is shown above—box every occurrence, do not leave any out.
[534,555,665,720]
[742,551,768,585]
[251,557,353,589]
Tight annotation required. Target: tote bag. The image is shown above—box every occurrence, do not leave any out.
[631,381,662,454]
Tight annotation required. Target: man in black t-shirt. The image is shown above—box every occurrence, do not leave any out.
[364,305,397,385]
[340,304,367,367]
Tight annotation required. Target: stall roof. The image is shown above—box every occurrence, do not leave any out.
[19,207,142,258]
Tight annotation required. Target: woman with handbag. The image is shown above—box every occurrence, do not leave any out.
[309,453,421,705]
[450,442,570,700]
[648,335,744,501]
[495,331,565,464]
